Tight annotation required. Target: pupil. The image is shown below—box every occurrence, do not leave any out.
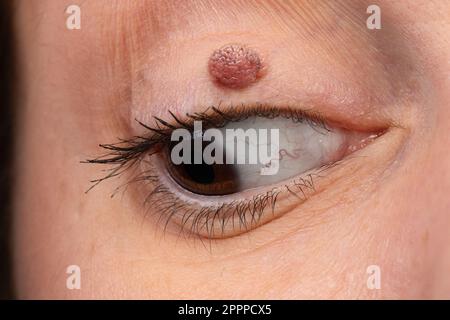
[167,135,239,195]
[183,163,215,184]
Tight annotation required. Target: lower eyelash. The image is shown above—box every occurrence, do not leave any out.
[108,157,331,240]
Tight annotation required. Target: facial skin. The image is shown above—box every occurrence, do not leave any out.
[12,0,450,299]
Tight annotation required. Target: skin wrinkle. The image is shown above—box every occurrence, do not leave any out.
[124,3,422,135]
[76,0,420,124]
[123,4,412,132]
[108,5,335,84]
[124,0,384,67]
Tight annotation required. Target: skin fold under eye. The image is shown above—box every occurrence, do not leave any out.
[86,106,382,239]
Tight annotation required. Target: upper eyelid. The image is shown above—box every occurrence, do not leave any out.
[147,104,330,134]
[119,2,377,62]
[83,104,331,190]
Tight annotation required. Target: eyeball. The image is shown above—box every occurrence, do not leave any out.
[166,116,347,195]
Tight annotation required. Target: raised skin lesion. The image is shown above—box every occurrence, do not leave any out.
[208,43,263,89]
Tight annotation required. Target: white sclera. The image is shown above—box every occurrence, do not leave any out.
[215,117,345,190]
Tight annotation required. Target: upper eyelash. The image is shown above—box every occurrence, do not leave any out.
[83,104,331,238]
[84,103,329,186]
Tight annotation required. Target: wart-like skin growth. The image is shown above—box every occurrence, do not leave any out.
[208,44,263,89]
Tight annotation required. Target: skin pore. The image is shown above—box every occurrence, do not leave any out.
[12,0,450,298]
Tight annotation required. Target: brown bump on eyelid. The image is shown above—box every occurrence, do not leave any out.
[208,44,264,89]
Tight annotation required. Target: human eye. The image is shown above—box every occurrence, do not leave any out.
[85,104,384,239]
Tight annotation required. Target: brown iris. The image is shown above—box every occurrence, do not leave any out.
[165,141,240,196]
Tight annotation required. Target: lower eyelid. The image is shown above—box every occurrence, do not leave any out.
[85,105,392,240]
[131,146,354,239]
[121,122,387,239]
[130,128,406,257]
